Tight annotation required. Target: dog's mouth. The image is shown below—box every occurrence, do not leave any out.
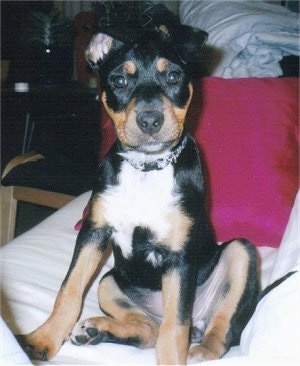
[126,136,179,154]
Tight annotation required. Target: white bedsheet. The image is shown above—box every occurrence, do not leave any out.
[180,1,300,78]
[1,190,299,365]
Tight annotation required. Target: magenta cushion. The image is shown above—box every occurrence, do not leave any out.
[84,77,299,248]
[189,77,299,247]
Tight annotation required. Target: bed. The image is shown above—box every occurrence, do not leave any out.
[1,1,299,365]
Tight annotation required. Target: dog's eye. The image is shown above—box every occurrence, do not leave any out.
[167,71,180,84]
[114,75,128,88]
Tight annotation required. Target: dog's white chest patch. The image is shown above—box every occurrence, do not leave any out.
[101,162,178,258]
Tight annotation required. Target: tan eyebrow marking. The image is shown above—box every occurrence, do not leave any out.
[123,61,136,75]
[156,58,169,73]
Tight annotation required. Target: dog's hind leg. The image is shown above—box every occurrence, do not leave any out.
[189,239,259,362]
[70,274,159,348]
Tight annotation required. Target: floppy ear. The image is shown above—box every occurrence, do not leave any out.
[85,25,142,69]
[85,33,115,67]
[144,3,208,64]
[161,25,208,64]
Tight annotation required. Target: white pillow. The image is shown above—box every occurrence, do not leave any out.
[240,272,299,363]
[240,191,300,363]
[179,1,300,77]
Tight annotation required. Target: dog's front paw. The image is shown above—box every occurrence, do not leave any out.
[70,319,104,346]
[16,334,51,361]
[188,344,222,363]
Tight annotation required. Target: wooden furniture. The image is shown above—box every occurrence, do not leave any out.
[1,83,100,245]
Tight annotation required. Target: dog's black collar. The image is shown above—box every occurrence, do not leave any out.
[122,135,188,172]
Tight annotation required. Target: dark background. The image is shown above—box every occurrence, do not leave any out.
[1,1,54,60]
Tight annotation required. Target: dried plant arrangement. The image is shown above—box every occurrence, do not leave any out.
[23,9,73,48]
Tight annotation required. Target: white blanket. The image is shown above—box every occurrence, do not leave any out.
[1,190,299,365]
[180,1,300,78]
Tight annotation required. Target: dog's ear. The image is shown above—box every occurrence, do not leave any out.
[85,33,115,67]
[85,26,142,69]
[159,24,208,65]
[85,32,126,70]
[144,4,207,64]
[174,26,208,64]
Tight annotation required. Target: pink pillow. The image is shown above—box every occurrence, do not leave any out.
[79,77,299,248]
[189,77,299,247]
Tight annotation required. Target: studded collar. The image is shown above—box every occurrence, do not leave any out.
[121,135,188,172]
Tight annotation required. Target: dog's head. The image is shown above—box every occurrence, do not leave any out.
[86,12,207,154]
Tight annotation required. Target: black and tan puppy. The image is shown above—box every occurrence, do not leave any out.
[17,7,259,365]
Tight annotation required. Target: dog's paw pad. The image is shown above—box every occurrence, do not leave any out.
[73,334,89,345]
[70,320,102,346]
[86,327,99,338]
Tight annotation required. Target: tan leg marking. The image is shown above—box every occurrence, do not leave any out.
[162,208,192,251]
[90,194,107,228]
[72,275,159,347]
[99,275,159,346]
[189,240,250,361]
[22,244,103,360]
[74,314,158,348]
[156,270,190,365]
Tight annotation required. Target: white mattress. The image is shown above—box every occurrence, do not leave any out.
[1,190,299,365]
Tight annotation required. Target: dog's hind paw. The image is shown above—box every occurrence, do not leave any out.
[70,317,143,347]
[188,344,221,363]
[70,319,105,346]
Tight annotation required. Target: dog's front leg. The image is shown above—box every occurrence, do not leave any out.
[156,268,193,365]
[17,218,111,361]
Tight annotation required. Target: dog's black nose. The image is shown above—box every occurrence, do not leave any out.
[136,111,164,135]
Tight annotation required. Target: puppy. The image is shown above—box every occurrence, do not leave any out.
[17,9,259,365]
